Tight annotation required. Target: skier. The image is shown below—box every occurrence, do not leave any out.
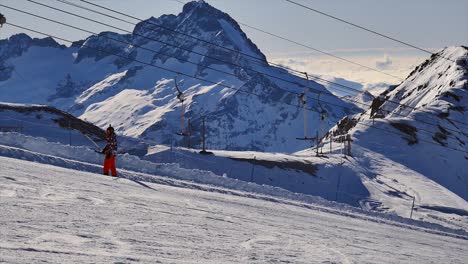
[101,125,118,177]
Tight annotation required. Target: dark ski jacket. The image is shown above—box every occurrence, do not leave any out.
[103,133,118,158]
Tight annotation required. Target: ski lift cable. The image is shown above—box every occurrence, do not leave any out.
[0,4,466,136]
[167,1,465,123]
[22,1,316,95]
[3,4,467,138]
[3,4,467,137]
[0,4,335,111]
[283,0,455,63]
[238,23,406,83]
[52,0,468,128]
[15,1,468,128]
[73,0,320,75]
[61,0,409,95]
[0,14,32,84]
[59,0,298,75]
[0,13,44,92]
[166,0,437,88]
[1,4,359,112]
[44,0,354,103]
[57,0,135,25]
[0,5,275,98]
[5,22,467,154]
[77,0,411,84]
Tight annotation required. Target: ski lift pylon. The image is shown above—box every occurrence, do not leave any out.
[296,72,316,141]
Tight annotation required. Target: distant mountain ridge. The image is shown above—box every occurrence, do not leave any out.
[0,0,353,152]
[323,46,468,200]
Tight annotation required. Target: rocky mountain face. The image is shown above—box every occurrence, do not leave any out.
[325,46,468,200]
[0,0,353,152]
[343,90,376,111]
[369,46,467,154]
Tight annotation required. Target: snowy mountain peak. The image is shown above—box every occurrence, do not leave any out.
[0,2,351,152]
[344,90,375,110]
[377,46,467,118]
[322,46,468,204]
[0,33,64,61]
[182,0,213,14]
[132,0,267,63]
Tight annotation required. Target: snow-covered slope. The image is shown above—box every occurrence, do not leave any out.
[0,128,465,230]
[353,46,468,198]
[0,102,105,146]
[1,46,466,227]
[306,46,468,224]
[343,90,376,111]
[139,47,468,227]
[0,1,353,152]
[1,156,468,263]
[1,1,466,246]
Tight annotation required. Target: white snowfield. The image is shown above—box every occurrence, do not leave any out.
[1,156,468,264]
[1,130,467,231]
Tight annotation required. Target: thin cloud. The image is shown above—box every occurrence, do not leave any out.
[270,53,427,94]
[266,47,441,58]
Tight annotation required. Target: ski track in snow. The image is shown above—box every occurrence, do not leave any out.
[1,156,468,263]
[1,143,467,239]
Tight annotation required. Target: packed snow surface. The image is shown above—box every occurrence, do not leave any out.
[0,129,466,231]
[1,156,467,263]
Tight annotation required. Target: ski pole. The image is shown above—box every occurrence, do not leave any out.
[84,134,101,150]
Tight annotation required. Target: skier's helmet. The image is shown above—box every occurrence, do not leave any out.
[106,125,114,135]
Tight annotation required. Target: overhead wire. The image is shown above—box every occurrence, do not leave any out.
[1,3,358,112]
[5,23,316,113]
[63,0,401,98]
[72,0,406,88]
[165,0,468,127]
[4,22,466,154]
[3,9,468,155]
[67,0,467,128]
[59,0,295,74]
[24,0,322,94]
[15,1,396,124]
[165,0,407,82]
[3,0,467,148]
[283,0,455,62]
[2,2,466,138]
[3,3,465,139]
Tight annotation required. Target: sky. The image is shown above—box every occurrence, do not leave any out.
[0,0,467,92]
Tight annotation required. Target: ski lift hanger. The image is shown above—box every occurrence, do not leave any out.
[174,73,188,137]
[174,73,184,103]
[317,91,327,120]
[0,14,6,28]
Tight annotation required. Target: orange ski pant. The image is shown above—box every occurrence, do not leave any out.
[103,155,117,177]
